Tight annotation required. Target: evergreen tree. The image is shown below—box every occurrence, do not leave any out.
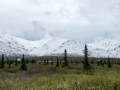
[8,59,11,69]
[100,59,103,65]
[56,57,59,67]
[15,57,18,66]
[1,54,5,68]
[44,60,46,65]
[47,59,49,65]
[97,59,100,66]
[75,60,78,64]
[107,56,111,68]
[63,49,68,67]
[83,44,91,71]
[31,59,36,64]
[20,54,27,70]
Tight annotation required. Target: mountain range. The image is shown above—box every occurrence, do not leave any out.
[0,34,119,58]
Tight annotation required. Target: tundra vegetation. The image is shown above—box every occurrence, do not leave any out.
[0,45,120,90]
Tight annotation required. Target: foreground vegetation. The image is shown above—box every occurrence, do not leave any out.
[0,47,120,90]
[0,61,120,90]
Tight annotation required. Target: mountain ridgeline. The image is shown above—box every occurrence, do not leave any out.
[0,34,119,58]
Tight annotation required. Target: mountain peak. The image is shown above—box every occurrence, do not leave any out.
[0,34,120,58]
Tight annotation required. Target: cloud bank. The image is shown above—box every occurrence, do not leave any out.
[0,0,120,43]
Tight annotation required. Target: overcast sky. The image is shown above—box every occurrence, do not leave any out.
[0,0,120,43]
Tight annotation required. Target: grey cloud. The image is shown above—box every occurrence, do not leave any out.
[48,30,66,37]
[19,21,46,40]
[0,0,120,43]
[32,21,45,32]
[59,7,71,18]
[109,2,120,27]
[44,11,51,16]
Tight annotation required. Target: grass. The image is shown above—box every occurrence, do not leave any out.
[0,62,120,90]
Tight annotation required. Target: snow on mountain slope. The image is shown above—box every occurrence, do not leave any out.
[0,34,120,57]
[2,34,50,51]
[88,38,120,50]
[88,38,120,57]
[0,34,29,55]
[31,36,67,56]
[0,34,68,56]
[52,40,85,56]
[88,47,115,58]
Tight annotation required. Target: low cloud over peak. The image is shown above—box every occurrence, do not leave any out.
[0,0,120,43]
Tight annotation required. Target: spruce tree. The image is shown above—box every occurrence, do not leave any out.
[97,59,100,66]
[56,57,59,67]
[1,54,5,68]
[75,60,78,64]
[31,59,36,64]
[107,56,111,68]
[15,57,18,66]
[63,49,68,67]
[8,59,11,69]
[20,54,27,70]
[47,59,49,65]
[100,59,103,65]
[83,44,91,71]
[44,60,46,65]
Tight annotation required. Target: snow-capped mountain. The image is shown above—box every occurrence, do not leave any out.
[52,40,84,56]
[30,34,67,56]
[88,38,120,57]
[0,34,68,56]
[0,34,119,58]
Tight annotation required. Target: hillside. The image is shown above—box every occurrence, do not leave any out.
[0,34,119,58]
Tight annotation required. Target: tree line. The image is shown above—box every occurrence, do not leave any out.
[0,45,118,71]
